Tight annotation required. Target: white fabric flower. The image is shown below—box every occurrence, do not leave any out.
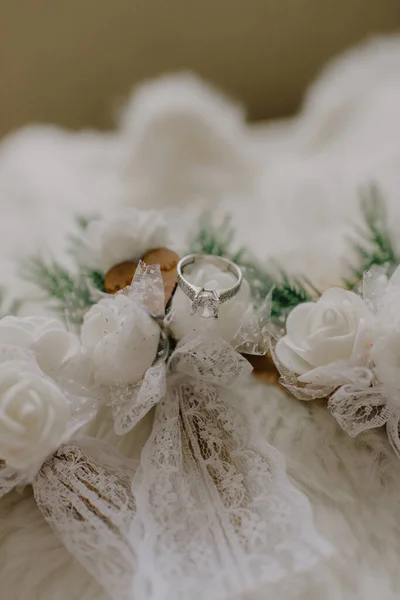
[168,263,251,343]
[76,208,169,272]
[0,358,70,470]
[81,294,160,385]
[0,316,78,376]
[276,288,372,385]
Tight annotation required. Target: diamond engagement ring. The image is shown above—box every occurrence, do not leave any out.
[176,254,243,319]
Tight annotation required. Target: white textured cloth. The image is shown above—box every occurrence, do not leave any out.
[2,34,400,600]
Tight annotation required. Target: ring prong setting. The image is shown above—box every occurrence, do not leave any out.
[191,288,220,319]
[177,254,242,319]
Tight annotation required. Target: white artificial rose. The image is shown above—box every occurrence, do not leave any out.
[0,316,78,376]
[81,294,160,385]
[0,359,70,470]
[168,263,251,343]
[276,288,372,385]
[77,208,169,272]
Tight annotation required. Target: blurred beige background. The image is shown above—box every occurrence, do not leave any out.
[1,0,400,138]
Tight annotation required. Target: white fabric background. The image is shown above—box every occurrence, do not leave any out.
[1,34,400,599]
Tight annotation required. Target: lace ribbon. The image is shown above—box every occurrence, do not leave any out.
[129,336,332,600]
[108,263,169,435]
[0,346,331,600]
[0,460,27,497]
[0,268,331,600]
[328,384,400,457]
[109,264,270,437]
[33,439,137,600]
[326,268,400,456]
[0,438,138,600]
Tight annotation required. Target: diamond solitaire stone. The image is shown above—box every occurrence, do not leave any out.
[191,289,220,319]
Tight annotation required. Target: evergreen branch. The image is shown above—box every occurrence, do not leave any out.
[346,184,398,288]
[187,212,317,323]
[239,262,315,321]
[187,212,273,299]
[85,269,105,293]
[20,215,105,324]
[188,213,246,260]
[21,257,95,324]
[271,272,314,321]
[66,215,106,294]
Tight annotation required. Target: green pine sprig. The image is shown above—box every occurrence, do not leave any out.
[21,214,106,322]
[21,210,319,328]
[21,257,96,324]
[345,184,398,289]
[187,212,317,322]
[66,214,105,293]
[270,272,315,321]
[188,213,246,263]
[85,269,105,293]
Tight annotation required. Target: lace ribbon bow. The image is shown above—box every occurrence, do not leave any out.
[129,332,332,600]
[109,260,271,437]
[107,262,169,435]
[0,438,138,600]
[2,266,331,600]
[94,265,330,599]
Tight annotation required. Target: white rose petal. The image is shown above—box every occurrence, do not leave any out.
[77,208,169,272]
[0,360,70,470]
[0,316,79,376]
[276,288,372,385]
[168,263,251,343]
[81,294,160,385]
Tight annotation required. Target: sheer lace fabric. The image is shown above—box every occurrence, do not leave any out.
[33,439,137,600]
[129,337,332,600]
[0,460,27,498]
[0,267,332,600]
[107,262,169,435]
[110,362,167,435]
[265,266,400,458]
[108,264,270,437]
[328,385,400,457]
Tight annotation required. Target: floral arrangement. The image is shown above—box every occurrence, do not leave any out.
[267,185,400,456]
[0,316,96,476]
[3,185,399,599]
[0,206,332,600]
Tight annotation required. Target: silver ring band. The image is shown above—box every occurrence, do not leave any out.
[176,254,243,318]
